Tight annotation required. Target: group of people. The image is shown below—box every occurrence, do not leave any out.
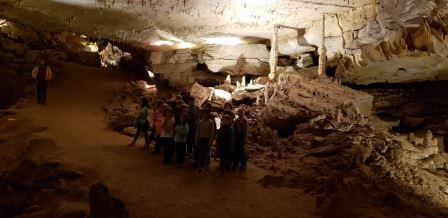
[128,88,248,174]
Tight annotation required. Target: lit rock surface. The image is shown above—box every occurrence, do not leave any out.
[263,73,373,132]
[203,44,270,75]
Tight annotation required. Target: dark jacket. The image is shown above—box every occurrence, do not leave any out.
[216,125,234,159]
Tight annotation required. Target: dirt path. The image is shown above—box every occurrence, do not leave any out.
[16,62,317,218]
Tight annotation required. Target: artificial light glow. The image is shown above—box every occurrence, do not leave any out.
[176,41,196,49]
[151,40,174,46]
[147,70,155,78]
[204,37,244,46]
[0,19,7,27]
[84,43,99,52]
[214,89,232,101]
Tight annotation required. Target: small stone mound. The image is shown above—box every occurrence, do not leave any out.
[88,183,129,218]
[0,159,84,217]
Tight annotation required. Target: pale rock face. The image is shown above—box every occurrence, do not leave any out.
[262,73,373,132]
[203,44,270,75]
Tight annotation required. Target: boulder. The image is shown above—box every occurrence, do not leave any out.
[88,183,129,218]
[0,68,26,108]
[122,127,136,137]
[190,83,213,106]
[203,44,270,75]
[107,113,135,131]
[263,74,373,132]
[296,53,314,68]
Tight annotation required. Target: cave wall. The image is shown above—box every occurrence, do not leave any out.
[300,0,448,85]
[0,20,100,108]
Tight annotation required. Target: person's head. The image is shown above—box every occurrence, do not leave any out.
[237,108,245,118]
[224,102,233,110]
[140,98,149,108]
[222,114,231,126]
[37,58,46,66]
[164,108,173,117]
[175,100,184,109]
[198,109,207,120]
[187,97,195,106]
[179,114,187,124]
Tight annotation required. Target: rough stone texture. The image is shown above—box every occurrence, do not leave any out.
[0,0,371,46]
[0,159,85,217]
[296,53,314,69]
[203,44,270,75]
[122,127,136,137]
[263,73,373,132]
[190,82,213,106]
[88,183,129,218]
[104,80,156,130]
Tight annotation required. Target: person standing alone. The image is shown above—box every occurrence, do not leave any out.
[31,58,52,105]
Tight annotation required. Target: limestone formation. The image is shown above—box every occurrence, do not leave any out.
[262,73,373,132]
[204,44,270,76]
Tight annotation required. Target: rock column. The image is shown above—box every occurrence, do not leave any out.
[269,25,279,80]
[318,14,327,76]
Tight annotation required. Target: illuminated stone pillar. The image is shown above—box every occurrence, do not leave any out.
[269,25,279,81]
[318,14,327,76]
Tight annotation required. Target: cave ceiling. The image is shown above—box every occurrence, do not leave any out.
[0,0,374,49]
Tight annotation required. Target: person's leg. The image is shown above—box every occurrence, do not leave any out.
[142,122,149,147]
[147,126,156,144]
[36,81,42,104]
[181,142,186,165]
[204,142,210,174]
[162,137,169,164]
[196,138,205,171]
[129,123,142,146]
[240,146,247,169]
[41,81,48,104]
[166,138,174,164]
[187,126,195,154]
[153,135,161,154]
[175,142,181,165]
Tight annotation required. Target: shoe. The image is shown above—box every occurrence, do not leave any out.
[127,142,136,147]
[152,150,159,155]
[139,146,148,150]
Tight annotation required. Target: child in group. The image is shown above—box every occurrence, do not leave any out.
[233,108,249,170]
[161,108,175,164]
[216,113,234,173]
[128,98,150,147]
[151,101,165,154]
[174,115,189,167]
[186,97,198,155]
[195,109,215,174]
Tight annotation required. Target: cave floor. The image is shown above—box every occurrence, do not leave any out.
[5,62,317,218]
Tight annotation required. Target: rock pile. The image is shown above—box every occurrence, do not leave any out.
[0,159,85,217]
[104,80,156,131]
[0,159,130,218]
